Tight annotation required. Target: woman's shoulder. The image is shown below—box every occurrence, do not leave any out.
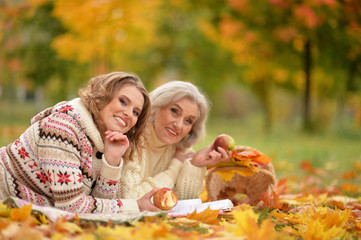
[30,99,82,122]
[30,99,95,138]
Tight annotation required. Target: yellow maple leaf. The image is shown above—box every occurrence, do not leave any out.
[132,221,178,240]
[271,210,301,224]
[199,185,210,202]
[186,206,220,225]
[216,168,256,181]
[224,208,279,239]
[0,202,11,218]
[36,213,48,225]
[95,225,134,240]
[55,217,83,234]
[10,204,32,222]
[280,206,350,239]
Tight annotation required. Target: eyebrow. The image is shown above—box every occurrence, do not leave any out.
[121,95,142,112]
[173,103,197,120]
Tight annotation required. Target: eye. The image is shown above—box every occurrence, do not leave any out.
[119,98,127,106]
[133,110,140,117]
[171,108,178,115]
[185,118,193,125]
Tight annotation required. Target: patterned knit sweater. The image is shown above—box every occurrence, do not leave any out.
[0,98,139,213]
[117,124,207,200]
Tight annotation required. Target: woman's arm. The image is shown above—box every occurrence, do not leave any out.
[174,160,207,199]
[174,144,232,199]
[121,156,183,199]
[37,112,138,213]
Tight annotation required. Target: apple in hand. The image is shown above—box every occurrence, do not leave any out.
[153,188,178,210]
[213,134,235,152]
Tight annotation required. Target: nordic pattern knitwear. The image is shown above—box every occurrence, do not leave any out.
[0,98,139,213]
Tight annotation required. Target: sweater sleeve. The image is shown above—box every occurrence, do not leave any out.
[91,154,123,199]
[174,159,207,200]
[122,158,183,199]
[37,112,139,214]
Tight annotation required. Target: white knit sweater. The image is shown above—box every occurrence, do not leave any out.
[118,124,207,200]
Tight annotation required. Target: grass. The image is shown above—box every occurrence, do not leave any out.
[0,100,39,147]
[1,100,360,182]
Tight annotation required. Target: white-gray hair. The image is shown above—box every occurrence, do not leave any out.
[149,81,210,148]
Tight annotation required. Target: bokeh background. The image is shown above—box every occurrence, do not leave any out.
[1,0,361,180]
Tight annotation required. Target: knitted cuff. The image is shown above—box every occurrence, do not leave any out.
[119,199,140,213]
[100,155,123,181]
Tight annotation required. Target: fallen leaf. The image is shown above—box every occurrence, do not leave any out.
[252,154,273,165]
[0,202,11,218]
[186,206,220,225]
[55,217,83,234]
[225,208,279,239]
[10,204,32,222]
[216,168,256,181]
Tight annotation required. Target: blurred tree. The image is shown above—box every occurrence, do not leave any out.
[0,1,28,99]
[0,0,75,103]
[146,1,239,97]
[3,0,360,128]
[51,0,163,88]
[50,0,239,104]
[315,0,361,127]
[20,1,74,101]
[192,0,361,131]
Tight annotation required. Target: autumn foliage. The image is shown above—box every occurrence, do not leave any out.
[0,160,360,239]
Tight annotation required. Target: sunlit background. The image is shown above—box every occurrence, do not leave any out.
[1,0,361,180]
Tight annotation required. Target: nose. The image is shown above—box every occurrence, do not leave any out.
[124,107,131,118]
[173,118,182,129]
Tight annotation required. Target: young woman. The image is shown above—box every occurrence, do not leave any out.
[0,72,158,213]
[117,81,232,203]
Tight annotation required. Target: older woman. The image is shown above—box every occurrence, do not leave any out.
[118,81,231,206]
[0,72,158,213]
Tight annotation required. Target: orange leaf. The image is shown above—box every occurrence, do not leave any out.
[55,217,83,234]
[216,168,256,182]
[232,149,272,166]
[186,206,220,225]
[260,190,286,210]
[354,161,361,171]
[274,177,289,195]
[0,220,10,230]
[10,204,32,222]
[253,154,273,165]
[341,171,357,179]
[300,160,314,172]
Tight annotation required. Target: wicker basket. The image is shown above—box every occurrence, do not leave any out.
[206,163,277,205]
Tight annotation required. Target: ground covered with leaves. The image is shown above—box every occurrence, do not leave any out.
[0,161,360,240]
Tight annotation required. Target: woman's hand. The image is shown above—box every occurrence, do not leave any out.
[190,144,232,167]
[137,188,163,212]
[103,130,129,166]
[173,148,196,163]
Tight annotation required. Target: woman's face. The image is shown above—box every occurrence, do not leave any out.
[100,84,144,134]
[153,97,199,145]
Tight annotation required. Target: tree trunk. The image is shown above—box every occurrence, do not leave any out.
[337,60,357,128]
[253,78,272,132]
[303,39,312,131]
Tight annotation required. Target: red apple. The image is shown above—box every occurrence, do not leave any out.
[213,134,235,152]
[153,188,178,210]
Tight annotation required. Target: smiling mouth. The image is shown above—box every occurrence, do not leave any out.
[166,128,178,136]
[114,116,127,127]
